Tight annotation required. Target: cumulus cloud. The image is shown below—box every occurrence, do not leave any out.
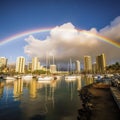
[100,16,120,41]
[24,18,120,65]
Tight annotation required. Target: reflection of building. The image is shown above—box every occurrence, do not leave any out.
[32,57,40,72]
[84,56,92,73]
[50,65,57,73]
[29,79,37,98]
[0,57,7,67]
[0,81,4,99]
[75,60,80,73]
[85,76,94,85]
[96,53,106,73]
[15,56,25,73]
[77,76,81,91]
[13,79,23,97]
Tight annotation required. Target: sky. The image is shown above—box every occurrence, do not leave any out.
[0,0,120,66]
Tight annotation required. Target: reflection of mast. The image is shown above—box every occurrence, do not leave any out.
[66,80,74,101]
[13,79,23,98]
[45,84,48,101]
[50,80,56,108]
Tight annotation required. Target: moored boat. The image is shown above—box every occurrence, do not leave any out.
[3,76,15,80]
[22,74,33,80]
[38,76,53,81]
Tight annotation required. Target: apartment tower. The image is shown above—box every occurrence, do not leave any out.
[96,53,106,73]
[32,57,40,72]
[84,56,92,73]
[15,56,25,73]
[75,60,80,73]
[0,57,8,67]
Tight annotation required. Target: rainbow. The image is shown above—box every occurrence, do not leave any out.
[80,30,120,48]
[0,28,120,48]
[0,28,51,46]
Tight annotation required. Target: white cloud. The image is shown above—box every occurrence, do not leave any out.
[100,16,120,41]
[24,18,120,64]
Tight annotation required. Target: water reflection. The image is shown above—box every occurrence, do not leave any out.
[0,80,4,99]
[85,76,94,86]
[77,76,82,91]
[13,79,23,99]
[0,75,94,120]
[29,79,37,99]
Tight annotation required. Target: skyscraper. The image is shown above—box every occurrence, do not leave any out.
[15,56,25,73]
[32,57,40,71]
[50,64,57,73]
[96,53,106,73]
[92,62,97,74]
[84,56,92,73]
[0,57,7,67]
[75,60,80,73]
[50,55,57,73]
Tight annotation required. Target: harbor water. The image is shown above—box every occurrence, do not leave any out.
[0,75,94,120]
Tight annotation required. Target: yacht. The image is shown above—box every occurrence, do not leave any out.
[22,74,33,80]
[3,76,15,80]
[38,76,53,81]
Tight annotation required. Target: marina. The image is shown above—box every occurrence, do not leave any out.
[0,75,94,120]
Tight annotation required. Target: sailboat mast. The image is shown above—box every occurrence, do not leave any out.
[53,55,54,65]
[70,58,72,73]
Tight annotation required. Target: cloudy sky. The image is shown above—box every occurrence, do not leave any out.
[0,0,120,66]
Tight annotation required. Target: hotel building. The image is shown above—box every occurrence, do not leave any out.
[15,56,25,73]
[32,57,40,71]
[96,53,106,73]
[0,57,7,67]
[75,60,80,73]
[84,56,92,73]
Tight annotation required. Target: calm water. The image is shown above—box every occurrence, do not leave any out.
[0,75,94,120]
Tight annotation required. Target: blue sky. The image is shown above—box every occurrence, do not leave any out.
[0,0,120,39]
[0,0,120,64]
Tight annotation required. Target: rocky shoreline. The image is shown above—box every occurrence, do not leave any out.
[77,83,120,120]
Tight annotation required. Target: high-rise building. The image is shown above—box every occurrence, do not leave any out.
[50,55,57,73]
[75,60,80,73]
[96,53,106,73]
[0,57,7,67]
[50,64,57,73]
[32,57,40,71]
[15,56,25,73]
[28,62,32,71]
[92,62,97,74]
[84,56,92,73]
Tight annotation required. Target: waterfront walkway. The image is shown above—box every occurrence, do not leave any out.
[88,83,120,120]
[110,87,120,109]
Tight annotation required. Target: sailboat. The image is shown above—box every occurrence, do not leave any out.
[38,54,54,81]
[65,58,77,81]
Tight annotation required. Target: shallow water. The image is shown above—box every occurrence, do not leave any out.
[0,76,94,120]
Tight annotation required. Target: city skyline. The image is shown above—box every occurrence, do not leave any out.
[0,0,120,64]
[0,53,107,72]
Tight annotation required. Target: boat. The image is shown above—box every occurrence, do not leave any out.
[65,75,76,79]
[3,76,15,80]
[38,76,53,81]
[14,75,22,79]
[38,54,54,82]
[22,74,33,80]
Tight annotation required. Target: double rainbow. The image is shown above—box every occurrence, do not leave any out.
[0,28,120,48]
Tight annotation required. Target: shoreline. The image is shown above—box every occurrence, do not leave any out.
[78,83,120,120]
